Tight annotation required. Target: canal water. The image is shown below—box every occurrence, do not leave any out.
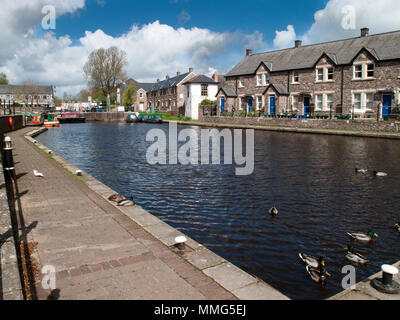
[37,123,400,300]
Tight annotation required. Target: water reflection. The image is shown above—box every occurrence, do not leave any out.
[37,123,400,300]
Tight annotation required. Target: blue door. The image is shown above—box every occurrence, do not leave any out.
[248,98,253,113]
[304,97,311,115]
[270,96,276,116]
[382,95,392,117]
[221,98,225,114]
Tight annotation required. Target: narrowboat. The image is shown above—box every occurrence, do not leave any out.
[58,112,86,124]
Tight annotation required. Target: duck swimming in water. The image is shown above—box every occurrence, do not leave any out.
[355,168,368,174]
[374,171,388,177]
[345,245,368,265]
[347,231,378,242]
[269,207,279,216]
[299,254,326,269]
[306,265,331,286]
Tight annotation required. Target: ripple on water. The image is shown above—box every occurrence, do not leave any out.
[37,123,400,300]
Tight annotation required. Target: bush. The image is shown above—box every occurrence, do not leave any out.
[200,99,217,106]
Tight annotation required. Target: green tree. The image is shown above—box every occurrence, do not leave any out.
[123,82,137,106]
[0,73,9,85]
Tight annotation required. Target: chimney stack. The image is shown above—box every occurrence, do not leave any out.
[166,75,169,80]
[361,27,369,37]
[212,71,218,82]
[246,49,253,56]
[295,40,302,48]
[157,78,160,83]
[189,67,194,73]
[177,71,181,76]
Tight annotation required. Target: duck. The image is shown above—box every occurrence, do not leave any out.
[117,196,136,207]
[299,253,326,269]
[374,171,388,177]
[108,194,125,203]
[395,223,400,234]
[344,245,368,265]
[306,265,331,286]
[347,231,378,242]
[355,168,368,174]
[269,207,279,216]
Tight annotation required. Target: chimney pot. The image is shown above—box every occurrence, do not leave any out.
[361,27,369,37]
[212,72,218,82]
[157,78,160,82]
[246,49,253,56]
[295,40,302,48]
[166,75,169,80]
[177,72,181,76]
[189,67,193,73]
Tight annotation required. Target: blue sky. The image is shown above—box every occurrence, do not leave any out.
[2,0,400,96]
[56,0,327,46]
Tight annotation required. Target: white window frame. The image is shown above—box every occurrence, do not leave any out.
[315,94,324,111]
[353,62,375,80]
[238,77,245,88]
[201,84,208,97]
[256,96,263,110]
[316,66,334,82]
[292,71,299,84]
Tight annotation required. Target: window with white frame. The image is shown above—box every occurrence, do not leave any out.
[315,94,323,110]
[139,92,143,98]
[353,93,362,112]
[201,84,208,97]
[292,71,299,83]
[292,95,299,110]
[327,68,334,80]
[353,63,375,80]
[366,93,374,111]
[257,74,264,86]
[327,94,334,111]
[367,64,375,78]
[257,96,263,110]
[239,77,245,87]
[317,68,324,82]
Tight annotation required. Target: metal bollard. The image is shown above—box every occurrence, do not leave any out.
[3,136,15,180]
[371,265,400,294]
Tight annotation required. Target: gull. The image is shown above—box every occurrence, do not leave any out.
[33,170,44,178]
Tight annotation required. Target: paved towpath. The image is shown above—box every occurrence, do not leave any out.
[8,127,238,300]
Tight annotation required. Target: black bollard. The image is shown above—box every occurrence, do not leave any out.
[371,265,400,294]
[3,136,15,180]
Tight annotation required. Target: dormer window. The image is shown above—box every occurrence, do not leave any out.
[257,74,263,86]
[316,67,334,82]
[353,63,375,80]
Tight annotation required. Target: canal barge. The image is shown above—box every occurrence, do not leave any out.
[58,112,86,124]
[126,113,163,123]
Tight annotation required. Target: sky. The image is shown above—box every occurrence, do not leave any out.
[1,0,400,97]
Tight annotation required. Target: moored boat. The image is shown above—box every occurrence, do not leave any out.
[58,112,86,124]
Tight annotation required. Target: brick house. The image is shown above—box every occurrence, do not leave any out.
[118,79,153,112]
[147,68,195,114]
[217,28,400,118]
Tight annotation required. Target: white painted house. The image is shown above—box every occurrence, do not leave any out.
[184,75,219,120]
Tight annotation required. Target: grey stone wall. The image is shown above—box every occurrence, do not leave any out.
[0,116,24,136]
[201,116,400,133]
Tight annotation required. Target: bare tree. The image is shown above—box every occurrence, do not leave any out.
[83,47,128,98]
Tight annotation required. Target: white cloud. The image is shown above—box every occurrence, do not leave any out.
[304,0,400,44]
[273,25,297,49]
[0,1,264,96]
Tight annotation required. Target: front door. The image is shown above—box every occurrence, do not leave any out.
[382,95,392,117]
[304,97,311,115]
[221,98,225,114]
[270,96,276,116]
[248,98,253,113]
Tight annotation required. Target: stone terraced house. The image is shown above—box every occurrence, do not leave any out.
[147,68,195,114]
[0,85,54,108]
[217,28,400,118]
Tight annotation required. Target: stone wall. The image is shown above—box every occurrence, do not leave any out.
[201,116,400,133]
[0,116,24,136]
[84,112,128,122]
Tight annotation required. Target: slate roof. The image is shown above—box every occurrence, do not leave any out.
[150,72,192,91]
[183,74,218,84]
[136,82,154,91]
[0,85,53,95]
[216,85,237,98]
[226,30,400,76]
[264,83,289,95]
